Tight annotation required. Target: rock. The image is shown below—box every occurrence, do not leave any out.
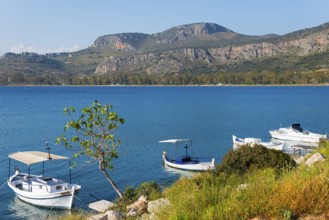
[298,214,329,219]
[147,198,170,214]
[89,210,123,220]
[305,153,326,166]
[237,183,248,191]
[89,213,107,220]
[126,195,148,217]
[105,210,123,220]
[89,200,114,212]
[94,27,329,75]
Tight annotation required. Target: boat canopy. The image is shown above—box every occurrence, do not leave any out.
[159,139,192,144]
[9,151,69,166]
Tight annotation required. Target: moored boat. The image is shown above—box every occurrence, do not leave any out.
[7,151,81,209]
[269,123,327,143]
[160,139,215,171]
[232,135,284,151]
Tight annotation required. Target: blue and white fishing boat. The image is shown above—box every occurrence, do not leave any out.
[159,139,215,171]
[7,151,81,209]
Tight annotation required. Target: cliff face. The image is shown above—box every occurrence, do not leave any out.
[93,33,149,51]
[151,23,233,44]
[94,24,329,75]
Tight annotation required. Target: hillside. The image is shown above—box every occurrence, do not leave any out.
[1,22,329,85]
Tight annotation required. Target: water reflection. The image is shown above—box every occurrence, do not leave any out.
[7,197,69,220]
[163,165,198,179]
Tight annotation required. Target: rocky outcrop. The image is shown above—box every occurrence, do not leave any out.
[89,210,123,220]
[89,196,171,220]
[305,153,326,166]
[126,195,148,217]
[89,199,114,212]
[93,33,149,51]
[92,23,232,51]
[95,29,329,75]
[147,198,170,214]
[94,48,213,74]
[152,22,233,44]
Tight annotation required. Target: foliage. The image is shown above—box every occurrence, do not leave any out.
[54,141,329,220]
[217,144,297,175]
[113,181,162,213]
[156,141,329,220]
[56,100,125,197]
[122,181,162,202]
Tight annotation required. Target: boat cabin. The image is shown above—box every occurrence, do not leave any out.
[292,123,303,132]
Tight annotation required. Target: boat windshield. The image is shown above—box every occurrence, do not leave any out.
[292,123,303,132]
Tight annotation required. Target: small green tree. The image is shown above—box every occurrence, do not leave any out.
[56,100,125,198]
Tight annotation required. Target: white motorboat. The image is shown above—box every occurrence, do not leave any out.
[7,151,81,209]
[232,135,284,151]
[269,123,327,143]
[159,139,215,171]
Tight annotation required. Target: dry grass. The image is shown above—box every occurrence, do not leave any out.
[157,141,329,220]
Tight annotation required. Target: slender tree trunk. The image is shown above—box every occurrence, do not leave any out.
[101,169,123,198]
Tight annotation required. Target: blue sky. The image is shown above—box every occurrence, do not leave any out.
[1,0,329,55]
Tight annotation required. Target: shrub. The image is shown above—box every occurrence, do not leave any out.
[216,144,297,175]
[113,181,162,212]
[135,181,162,201]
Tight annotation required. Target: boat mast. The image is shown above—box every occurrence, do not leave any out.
[45,141,52,160]
[69,160,72,184]
[184,144,189,157]
[8,158,11,179]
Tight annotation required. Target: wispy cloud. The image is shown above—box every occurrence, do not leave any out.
[10,44,80,54]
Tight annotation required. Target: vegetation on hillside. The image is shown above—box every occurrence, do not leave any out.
[158,142,329,220]
[217,144,297,175]
[59,141,329,219]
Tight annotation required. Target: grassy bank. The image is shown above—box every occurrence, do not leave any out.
[61,141,329,219]
[158,141,329,219]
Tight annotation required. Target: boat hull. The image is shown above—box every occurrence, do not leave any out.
[232,135,284,151]
[163,155,215,171]
[8,174,80,209]
[269,130,326,143]
[15,191,75,209]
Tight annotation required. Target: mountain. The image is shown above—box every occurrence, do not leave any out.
[1,22,329,85]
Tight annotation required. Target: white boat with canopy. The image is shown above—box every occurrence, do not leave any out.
[7,150,81,209]
[232,135,284,151]
[159,139,215,171]
[269,123,327,144]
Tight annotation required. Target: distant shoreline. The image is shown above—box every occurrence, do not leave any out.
[1,83,329,87]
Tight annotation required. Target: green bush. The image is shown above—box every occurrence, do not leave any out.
[135,181,162,201]
[113,181,162,212]
[217,144,297,175]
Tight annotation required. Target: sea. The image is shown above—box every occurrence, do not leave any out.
[0,85,329,219]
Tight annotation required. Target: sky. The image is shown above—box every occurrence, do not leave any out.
[1,0,329,55]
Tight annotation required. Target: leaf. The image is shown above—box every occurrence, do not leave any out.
[71,136,80,142]
[64,107,75,114]
[119,118,125,124]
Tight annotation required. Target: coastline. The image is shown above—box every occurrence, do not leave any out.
[1,83,329,87]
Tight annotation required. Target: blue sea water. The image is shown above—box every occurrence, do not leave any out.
[0,86,329,219]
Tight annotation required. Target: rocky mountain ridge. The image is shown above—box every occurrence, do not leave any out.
[1,21,329,85]
[93,22,329,75]
[92,23,233,51]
